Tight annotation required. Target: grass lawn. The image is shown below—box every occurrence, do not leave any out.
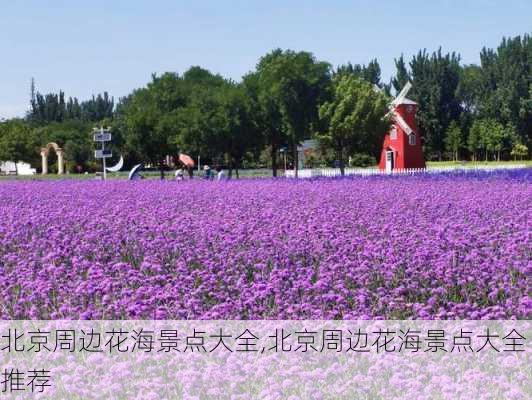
[427,160,532,167]
[1,161,530,181]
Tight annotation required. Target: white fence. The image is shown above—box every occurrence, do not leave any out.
[284,164,527,178]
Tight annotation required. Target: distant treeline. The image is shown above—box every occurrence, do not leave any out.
[0,33,530,175]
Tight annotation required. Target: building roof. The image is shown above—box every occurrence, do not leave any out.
[395,97,417,105]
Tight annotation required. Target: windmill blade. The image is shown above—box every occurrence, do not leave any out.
[106,155,124,172]
[392,81,412,106]
[394,111,414,135]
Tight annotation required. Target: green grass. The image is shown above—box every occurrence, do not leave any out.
[426,160,531,167]
[1,161,529,181]
[0,168,274,181]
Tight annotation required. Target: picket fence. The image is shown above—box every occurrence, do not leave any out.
[284,164,527,178]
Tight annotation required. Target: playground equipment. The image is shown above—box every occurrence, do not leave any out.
[106,156,124,172]
[128,163,144,180]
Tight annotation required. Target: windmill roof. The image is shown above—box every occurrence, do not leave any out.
[396,97,417,105]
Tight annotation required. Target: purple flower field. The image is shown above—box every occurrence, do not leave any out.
[0,170,530,320]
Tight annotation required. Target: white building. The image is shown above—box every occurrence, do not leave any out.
[0,161,37,175]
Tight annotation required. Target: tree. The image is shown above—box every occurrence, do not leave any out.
[252,49,331,177]
[214,83,261,178]
[35,120,94,172]
[117,71,204,178]
[467,119,485,161]
[29,89,114,125]
[444,121,462,161]
[397,48,462,160]
[0,119,39,172]
[511,143,528,160]
[391,55,410,93]
[318,75,390,175]
[477,34,531,147]
[243,70,285,177]
[171,69,235,166]
[119,82,176,178]
[335,59,383,87]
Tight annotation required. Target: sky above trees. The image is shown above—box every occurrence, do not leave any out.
[1,0,531,119]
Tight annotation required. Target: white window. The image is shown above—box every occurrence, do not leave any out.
[390,127,397,140]
[408,134,416,145]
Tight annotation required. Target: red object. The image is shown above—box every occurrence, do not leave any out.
[178,153,195,168]
[379,100,425,170]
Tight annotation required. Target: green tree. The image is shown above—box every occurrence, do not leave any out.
[242,70,285,177]
[334,59,383,87]
[318,75,390,175]
[396,48,462,160]
[477,34,531,147]
[252,49,331,177]
[391,55,410,93]
[444,120,462,161]
[0,119,39,172]
[118,72,193,178]
[35,120,95,172]
[214,83,261,178]
[467,119,485,161]
[510,143,528,160]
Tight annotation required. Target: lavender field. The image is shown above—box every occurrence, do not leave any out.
[0,170,530,320]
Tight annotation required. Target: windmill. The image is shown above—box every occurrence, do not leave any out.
[378,82,425,171]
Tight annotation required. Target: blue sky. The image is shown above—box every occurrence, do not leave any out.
[1,0,531,119]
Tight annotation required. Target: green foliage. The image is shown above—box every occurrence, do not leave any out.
[349,153,376,167]
[467,119,518,161]
[391,55,409,93]
[318,75,390,174]
[116,67,259,175]
[3,34,531,176]
[444,121,462,161]
[511,143,528,160]
[29,90,114,124]
[242,70,285,176]
[0,119,39,166]
[252,49,331,176]
[477,34,531,146]
[334,59,382,87]
[408,48,462,160]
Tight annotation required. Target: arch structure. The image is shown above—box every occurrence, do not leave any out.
[40,143,65,175]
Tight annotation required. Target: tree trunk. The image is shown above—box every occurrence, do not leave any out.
[339,148,345,176]
[271,144,278,177]
[159,160,165,180]
[497,151,500,162]
[228,157,233,179]
[293,141,298,179]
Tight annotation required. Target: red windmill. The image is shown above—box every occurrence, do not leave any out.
[378,82,425,171]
